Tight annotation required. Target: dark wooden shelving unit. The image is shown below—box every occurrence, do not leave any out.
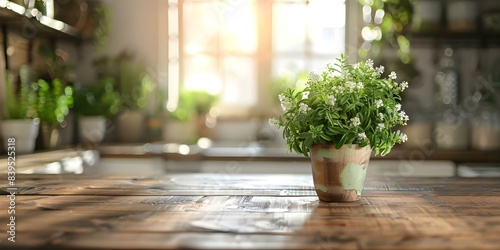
[0,1,81,41]
[408,29,500,48]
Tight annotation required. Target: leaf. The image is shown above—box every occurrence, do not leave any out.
[304,137,313,148]
[298,132,310,139]
[320,133,332,141]
[336,134,348,149]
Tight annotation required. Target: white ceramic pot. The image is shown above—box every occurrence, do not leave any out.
[0,119,40,154]
[79,116,107,144]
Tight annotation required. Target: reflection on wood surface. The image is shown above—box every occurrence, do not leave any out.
[0,173,499,249]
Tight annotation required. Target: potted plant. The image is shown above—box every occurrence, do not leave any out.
[163,89,199,144]
[94,53,154,143]
[74,77,122,145]
[271,54,409,202]
[189,90,218,139]
[1,71,39,154]
[34,78,74,149]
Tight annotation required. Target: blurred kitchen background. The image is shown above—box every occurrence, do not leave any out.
[1,0,500,176]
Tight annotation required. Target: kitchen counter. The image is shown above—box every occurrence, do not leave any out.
[1,173,499,249]
[97,143,500,164]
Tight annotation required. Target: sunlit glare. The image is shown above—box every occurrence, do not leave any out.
[178,144,190,155]
[185,43,202,55]
[184,73,221,95]
[6,1,25,15]
[39,16,65,31]
[197,137,213,149]
[222,5,257,52]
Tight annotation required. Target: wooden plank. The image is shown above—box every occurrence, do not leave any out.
[0,174,500,249]
[2,195,500,235]
[2,231,499,250]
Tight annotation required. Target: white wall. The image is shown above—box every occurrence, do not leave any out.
[77,0,166,86]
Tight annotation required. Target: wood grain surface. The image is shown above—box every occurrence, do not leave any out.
[0,173,499,249]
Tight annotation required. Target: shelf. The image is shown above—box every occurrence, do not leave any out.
[374,147,500,164]
[0,0,81,41]
[408,29,500,47]
[96,143,500,164]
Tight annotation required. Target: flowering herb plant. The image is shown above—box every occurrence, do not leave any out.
[270,54,409,157]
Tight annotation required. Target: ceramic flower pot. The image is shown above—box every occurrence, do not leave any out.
[0,119,40,154]
[79,116,107,144]
[310,144,372,202]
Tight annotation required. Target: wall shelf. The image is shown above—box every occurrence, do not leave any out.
[0,1,81,41]
[408,30,500,48]
[96,144,500,164]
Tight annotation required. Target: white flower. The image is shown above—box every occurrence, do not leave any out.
[365,58,374,68]
[343,71,351,79]
[269,118,279,127]
[399,110,409,124]
[307,72,321,84]
[331,85,344,94]
[299,103,310,113]
[377,123,385,131]
[395,103,402,111]
[279,93,292,112]
[302,92,309,99]
[350,117,361,128]
[389,71,397,80]
[378,113,384,120]
[356,82,364,90]
[400,81,409,91]
[376,65,384,75]
[399,132,408,143]
[358,132,367,141]
[346,81,356,91]
[327,95,336,106]
[352,63,359,69]
[375,99,383,108]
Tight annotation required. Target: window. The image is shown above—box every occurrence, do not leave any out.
[167,0,346,117]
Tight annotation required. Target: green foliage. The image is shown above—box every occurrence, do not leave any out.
[74,77,122,117]
[189,90,219,115]
[92,2,111,52]
[272,54,409,157]
[94,53,154,110]
[3,71,37,120]
[169,90,218,121]
[270,72,308,105]
[357,0,414,64]
[34,79,74,125]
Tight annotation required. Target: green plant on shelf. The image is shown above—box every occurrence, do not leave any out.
[34,78,74,126]
[168,89,218,122]
[93,52,154,111]
[3,70,37,120]
[74,77,122,117]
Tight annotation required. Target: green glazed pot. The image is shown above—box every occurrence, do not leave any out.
[310,144,372,202]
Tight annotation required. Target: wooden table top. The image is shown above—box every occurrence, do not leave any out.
[1,173,499,250]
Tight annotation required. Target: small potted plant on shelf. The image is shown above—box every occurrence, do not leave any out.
[94,52,154,143]
[189,90,218,139]
[271,54,409,202]
[34,78,74,149]
[74,77,122,145]
[163,89,199,144]
[1,70,39,154]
